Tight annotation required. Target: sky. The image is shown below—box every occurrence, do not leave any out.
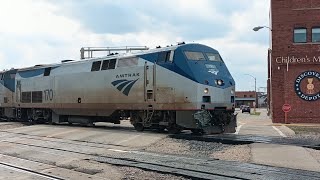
[0,0,270,91]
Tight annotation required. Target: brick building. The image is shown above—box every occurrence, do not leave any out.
[269,0,320,123]
[235,91,257,108]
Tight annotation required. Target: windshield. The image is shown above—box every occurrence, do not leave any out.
[184,51,206,61]
[206,53,222,62]
[184,51,222,62]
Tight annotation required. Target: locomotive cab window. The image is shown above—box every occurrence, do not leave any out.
[91,61,101,71]
[157,51,171,63]
[184,51,206,61]
[206,53,222,62]
[44,67,51,76]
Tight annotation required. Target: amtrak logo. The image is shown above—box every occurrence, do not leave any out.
[205,64,219,75]
[111,79,139,96]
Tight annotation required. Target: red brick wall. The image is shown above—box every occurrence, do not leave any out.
[235,91,257,108]
[235,91,256,98]
[271,0,320,123]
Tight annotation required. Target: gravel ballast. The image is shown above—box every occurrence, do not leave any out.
[145,137,251,162]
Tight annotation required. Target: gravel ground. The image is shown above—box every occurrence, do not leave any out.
[289,126,320,135]
[145,137,251,162]
[212,145,251,163]
[0,122,27,130]
[58,159,189,180]
[118,166,189,180]
[287,126,320,145]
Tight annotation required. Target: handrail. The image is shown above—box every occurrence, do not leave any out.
[80,46,149,59]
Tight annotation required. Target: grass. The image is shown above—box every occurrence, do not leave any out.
[287,126,320,135]
[250,111,261,116]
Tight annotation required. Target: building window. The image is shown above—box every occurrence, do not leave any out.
[244,95,247,98]
[312,27,320,43]
[294,28,307,43]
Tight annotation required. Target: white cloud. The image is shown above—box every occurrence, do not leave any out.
[0,0,270,91]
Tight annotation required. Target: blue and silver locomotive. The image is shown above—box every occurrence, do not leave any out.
[0,43,236,134]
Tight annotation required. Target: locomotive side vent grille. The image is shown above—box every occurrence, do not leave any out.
[21,92,31,103]
[102,59,117,70]
[91,61,102,72]
[32,91,43,103]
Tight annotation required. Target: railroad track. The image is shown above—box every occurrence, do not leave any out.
[0,161,64,180]
[170,133,320,150]
[0,131,320,179]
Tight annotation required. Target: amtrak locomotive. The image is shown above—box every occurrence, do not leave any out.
[0,43,236,134]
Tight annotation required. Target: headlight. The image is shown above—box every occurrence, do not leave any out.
[204,88,209,94]
[216,79,224,86]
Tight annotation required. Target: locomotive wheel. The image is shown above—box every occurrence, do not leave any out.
[167,125,182,134]
[133,123,144,132]
[191,129,204,135]
[156,126,166,133]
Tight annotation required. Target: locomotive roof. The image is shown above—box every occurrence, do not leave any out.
[17,43,202,72]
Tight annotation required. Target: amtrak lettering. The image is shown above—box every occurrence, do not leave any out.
[276,56,320,64]
[116,73,140,78]
[294,70,320,101]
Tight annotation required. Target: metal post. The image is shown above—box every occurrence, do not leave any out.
[254,76,257,111]
[244,74,257,112]
[285,112,288,124]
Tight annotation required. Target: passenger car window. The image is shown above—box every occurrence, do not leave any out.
[184,51,206,61]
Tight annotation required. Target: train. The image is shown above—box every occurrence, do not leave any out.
[0,43,237,134]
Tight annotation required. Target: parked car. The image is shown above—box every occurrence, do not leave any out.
[242,105,251,113]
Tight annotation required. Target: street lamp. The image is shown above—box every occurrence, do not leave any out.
[253,26,272,31]
[244,74,257,111]
[253,25,272,116]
